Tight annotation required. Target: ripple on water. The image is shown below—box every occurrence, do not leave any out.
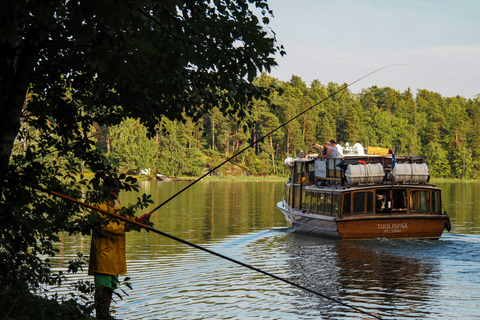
[47,230,480,319]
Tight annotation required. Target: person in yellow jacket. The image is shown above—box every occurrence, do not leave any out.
[88,185,149,319]
[88,186,125,319]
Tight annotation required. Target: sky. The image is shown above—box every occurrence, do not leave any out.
[265,0,480,98]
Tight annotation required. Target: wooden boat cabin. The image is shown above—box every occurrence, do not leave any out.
[278,152,451,240]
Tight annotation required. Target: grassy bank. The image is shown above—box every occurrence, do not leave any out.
[430,177,480,183]
[80,172,480,184]
[199,175,287,182]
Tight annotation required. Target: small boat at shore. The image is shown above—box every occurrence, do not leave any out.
[277,145,451,240]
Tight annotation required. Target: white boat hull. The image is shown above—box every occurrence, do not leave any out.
[277,201,341,239]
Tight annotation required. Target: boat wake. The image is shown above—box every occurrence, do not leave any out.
[210,229,284,251]
[441,233,480,243]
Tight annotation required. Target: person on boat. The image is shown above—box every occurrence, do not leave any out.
[330,139,342,152]
[322,141,330,155]
[330,139,344,156]
[88,181,149,319]
[312,143,323,152]
[310,143,324,158]
[321,141,342,158]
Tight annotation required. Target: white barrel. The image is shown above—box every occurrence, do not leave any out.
[391,163,429,183]
[353,143,365,155]
[345,163,385,184]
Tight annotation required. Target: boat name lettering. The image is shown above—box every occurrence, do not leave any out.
[377,223,408,233]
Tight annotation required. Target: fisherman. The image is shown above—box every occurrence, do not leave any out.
[88,178,149,319]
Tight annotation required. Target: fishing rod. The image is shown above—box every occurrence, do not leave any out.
[140,64,407,221]
[3,175,384,319]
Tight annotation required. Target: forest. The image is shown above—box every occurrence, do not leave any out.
[56,73,479,180]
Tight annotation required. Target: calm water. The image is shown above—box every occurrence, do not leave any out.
[51,180,480,319]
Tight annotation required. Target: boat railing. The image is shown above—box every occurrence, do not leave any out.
[310,155,427,187]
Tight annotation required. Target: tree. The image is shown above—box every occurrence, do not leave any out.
[466,95,480,177]
[0,1,282,318]
[423,141,450,177]
[108,118,158,173]
[278,89,303,156]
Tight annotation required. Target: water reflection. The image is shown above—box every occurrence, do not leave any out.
[335,240,440,319]
[280,233,465,319]
[434,181,480,234]
[122,181,288,247]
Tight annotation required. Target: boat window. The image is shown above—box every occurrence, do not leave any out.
[353,191,374,214]
[295,163,304,184]
[324,193,332,214]
[417,191,430,212]
[367,192,374,213]
[409,190,430,213]
[392,189,407,211]
[304,192,312,211]
[307,162,316,185]
[294,186,301,209]
[317,192,325,213]
[311,193,318,212]
[301,190,306,210]
[433,191,440,213]
[375,190,388,213]
[353,192,365,214]
[289,185,294,206]
[342,193,351,216]
[332,194,340,216]
[286,186,289,205]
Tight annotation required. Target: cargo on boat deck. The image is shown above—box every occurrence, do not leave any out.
[345,163,384,184]
[391,163,429,184]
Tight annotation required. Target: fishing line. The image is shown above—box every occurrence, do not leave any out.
[2,175,385,319]
[141,64,408,219]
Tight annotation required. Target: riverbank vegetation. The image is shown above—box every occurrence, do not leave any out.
[41,73,479,180]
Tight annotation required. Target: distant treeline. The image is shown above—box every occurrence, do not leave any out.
[93,73,480,179]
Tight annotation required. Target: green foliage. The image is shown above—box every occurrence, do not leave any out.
[1,113,153,318]
[184,148,208,176]
[108,118,157,173]
[424,141,451,178]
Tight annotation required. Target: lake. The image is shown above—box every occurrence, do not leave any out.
[52,180,480,319]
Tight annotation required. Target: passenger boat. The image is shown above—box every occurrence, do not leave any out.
[277,145,451,240]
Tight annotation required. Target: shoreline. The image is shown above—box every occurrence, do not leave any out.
[78,172,479,183]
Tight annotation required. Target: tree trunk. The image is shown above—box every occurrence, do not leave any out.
[253,126,257,155]
[224,120,229,159]
[286,125,290,156]
[271,134,275,174]
[302,112,306,142]
[212,112,215,151]
[0,42,39,178]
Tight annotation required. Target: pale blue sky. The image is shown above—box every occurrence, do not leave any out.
[266,0,480,98]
